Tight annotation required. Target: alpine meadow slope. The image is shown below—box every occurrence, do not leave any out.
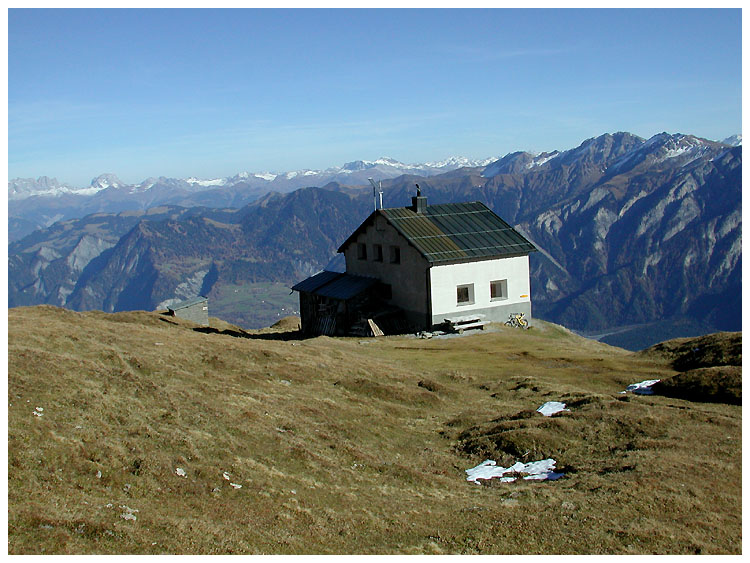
[7,132,741,346]
[7,306,741,554]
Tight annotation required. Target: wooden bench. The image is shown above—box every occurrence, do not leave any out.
[444,314,488,334]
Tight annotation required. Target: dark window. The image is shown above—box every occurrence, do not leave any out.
[373,244,383,262]
[390,245,401,264]
[490,279,508,300]
[457,284,474,305]
[357,243,367,260]
[378,283,392,300]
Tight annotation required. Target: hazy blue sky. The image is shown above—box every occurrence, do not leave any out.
[8,8,742,186]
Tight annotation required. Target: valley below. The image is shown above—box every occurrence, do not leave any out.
[7,305,741,554]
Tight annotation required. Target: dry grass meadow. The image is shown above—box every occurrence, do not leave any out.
[7,305,742,554]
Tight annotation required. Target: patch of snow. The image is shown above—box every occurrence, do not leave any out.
[230,483,242,489]
[466,459,564,484]
[185,177,226,187]
[720,134,742,146]
[424,156,498,169]
[372,157,401,166]
[223,472,231,481]
[175,467,187,478]
[525,152,559,169]
[622,379,660,395]
[662,146,690,160]
[254,172,277,181]
[75,186,112,196]
[119,505,139,521]
[537,402,569,417]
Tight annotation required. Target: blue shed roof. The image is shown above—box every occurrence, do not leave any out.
[292,271,379,300]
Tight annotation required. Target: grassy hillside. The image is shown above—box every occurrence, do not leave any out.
[8,306,741,554]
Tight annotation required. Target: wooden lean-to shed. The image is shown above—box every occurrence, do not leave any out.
[167,296,209,326]
[292,271,381,337]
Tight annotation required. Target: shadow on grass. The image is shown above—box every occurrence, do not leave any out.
[192,326,305,341]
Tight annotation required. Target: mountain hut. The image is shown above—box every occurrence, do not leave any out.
[293,189,537,336]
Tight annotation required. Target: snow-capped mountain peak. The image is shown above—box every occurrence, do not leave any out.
[90,174,126,191]
[423,156,498,169]
[721,134,742,146]
[8,176,74,200]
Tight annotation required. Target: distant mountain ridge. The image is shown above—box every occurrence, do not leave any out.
[8,131,741,347]
[9,155,496,200]
[7,156,497,241]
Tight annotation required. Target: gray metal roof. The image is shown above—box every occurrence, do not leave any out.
[339,201,537,264]
[168,296,208,311]
[292,271,379,300]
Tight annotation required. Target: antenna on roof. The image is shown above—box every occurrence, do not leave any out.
[368,178,383,211]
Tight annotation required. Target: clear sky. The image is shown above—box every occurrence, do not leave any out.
[8,8,743,186]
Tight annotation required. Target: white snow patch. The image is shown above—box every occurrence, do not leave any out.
[525,152,559,169]
[185,177,226,187]
[119,505,139,522]
[537,402,569,417]
[466,459,564,484]
[175,467,187,478]
[622,379,660,395]
[230,483,242,489]
[223,472,231,481]
[254,172,277,181]
[662,146,690,160]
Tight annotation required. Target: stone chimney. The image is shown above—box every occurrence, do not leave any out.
[411,184,427,214]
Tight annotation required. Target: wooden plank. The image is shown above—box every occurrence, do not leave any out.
[367,319,384,337]
[444,314,486,324]
[451,320,488,333]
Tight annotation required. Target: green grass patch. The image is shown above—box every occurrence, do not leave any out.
[208,282,299,329]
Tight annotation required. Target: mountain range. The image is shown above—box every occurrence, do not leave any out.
[8,132,742,348]
[8,156,496,241]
